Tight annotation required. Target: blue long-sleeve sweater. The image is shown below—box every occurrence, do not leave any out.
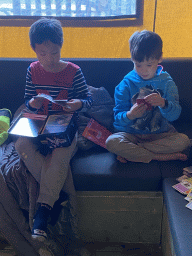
[114,65,181,134]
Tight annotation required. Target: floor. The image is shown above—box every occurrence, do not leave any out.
[0,240,163,256]
[86,242,163,256]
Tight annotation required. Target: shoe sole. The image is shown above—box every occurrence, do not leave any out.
[32,234,47,242]
[32,229,47,242]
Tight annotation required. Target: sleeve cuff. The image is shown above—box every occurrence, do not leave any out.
[25,100,37,112]
[162,99,168,109]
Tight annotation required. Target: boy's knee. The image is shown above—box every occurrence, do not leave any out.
[52,147,64,158]
[15,137,31,154]
[106,134,120,151]
[15,137,23,153]
[181,133,190,149]
[172,133,191,153]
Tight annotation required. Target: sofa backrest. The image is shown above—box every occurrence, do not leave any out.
[0,58,191,122]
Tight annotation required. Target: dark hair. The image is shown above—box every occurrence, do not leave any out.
[29,18,63,49]
[129,30,163,62]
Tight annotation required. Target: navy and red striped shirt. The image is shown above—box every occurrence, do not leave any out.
[25,61,92,115]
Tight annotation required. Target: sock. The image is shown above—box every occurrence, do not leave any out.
[49,190,68,226]
[41,203,52,211]
[56,190,69,205]
[32,204,51,232]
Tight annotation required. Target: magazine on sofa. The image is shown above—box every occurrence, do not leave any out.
[8,111,77,148]
[82,118,112,149]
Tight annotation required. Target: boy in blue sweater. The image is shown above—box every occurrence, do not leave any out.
[106,30,190,163]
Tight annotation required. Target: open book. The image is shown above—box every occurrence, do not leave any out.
[8,111,77,148]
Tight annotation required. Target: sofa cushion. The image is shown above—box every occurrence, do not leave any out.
[77,85,114,150]
[71,147,162,191]
[158,159,190,180]
[163,178,192,256]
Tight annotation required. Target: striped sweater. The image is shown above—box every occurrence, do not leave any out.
[24,61,92,115]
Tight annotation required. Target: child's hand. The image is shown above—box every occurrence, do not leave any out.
[127,103,148,120]
[29,96,44,109]
[144,93,165,108]
[62,99,82,112]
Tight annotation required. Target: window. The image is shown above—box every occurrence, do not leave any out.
[0,0,143,27]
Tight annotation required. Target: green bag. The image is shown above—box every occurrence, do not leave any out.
[0,108,12,145]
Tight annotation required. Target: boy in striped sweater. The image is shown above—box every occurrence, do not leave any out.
[15,17,92,241]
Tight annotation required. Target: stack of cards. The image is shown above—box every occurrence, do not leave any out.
[183,166,192,177]
[172,166,192,210]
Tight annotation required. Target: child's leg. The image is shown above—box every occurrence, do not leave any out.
[16,134,77,240]
[37,133,77,208]
[15,137,50,241]
[32,134,77,240]
[32,134,77,241]
[15,134,77,206]
[15,137,45,182]
[141,132,190,161]
[106,132,154,163]
[106,132,190,163]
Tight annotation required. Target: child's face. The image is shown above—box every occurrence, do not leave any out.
[133,57,162,80]
[33,40,61,72]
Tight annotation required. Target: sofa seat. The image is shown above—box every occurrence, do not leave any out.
[162,177,192,256]
[71,146,190,192]
[71,146,162,191]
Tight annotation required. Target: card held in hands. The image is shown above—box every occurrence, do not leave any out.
[34,93,68,106]
[136,98,152,110]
